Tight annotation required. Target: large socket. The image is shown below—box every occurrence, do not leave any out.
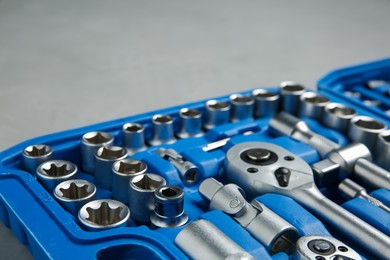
[81,131,114,173]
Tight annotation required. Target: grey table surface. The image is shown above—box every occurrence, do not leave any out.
[0,0,389,259]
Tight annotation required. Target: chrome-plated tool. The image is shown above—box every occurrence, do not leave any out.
[323,103,356,134]
[199,178,298,254]
[149,114,176,146]
[349,115,387,154]
[344,91,361,99]
[36,160,77,191]
[78,199,130,231]
[225,142,390,259]
[94,146,128,189]
[363,99,381,107]
[280,81,305,115]
[175,219,254,260]
[111,159,147,204]
[150,185,188,228]
[292,235,362,260]
[22,144,53,175]
[157,148,200,186]
[202,131,254,152]
[366,80,390,89]
[81,131,114,173]
[204,100,231,130]
[128,173,166,222]
[230,94,254,122]
[53,179,96,215]
[252,88,279,118]
[122,123,147,154]
[177,108,203,138]
[339,178,390,214]
[269,112,339,158]
[375,129,390,170]
[298,92,329,121]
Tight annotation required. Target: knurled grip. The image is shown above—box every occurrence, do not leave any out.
[308,134,340,158]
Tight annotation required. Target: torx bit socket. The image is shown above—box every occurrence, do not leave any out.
[280,81,305,115]
[81,131,114,173]
[78,199,130,231]
[22,144,53,175]
[204,100,231,130]
[111,159,147,204]
[150,185,188,228]
[94,146,128,189]
[252,88,280,118]
[323,103,356,134]
[229,94,254,122]
[298,92,329,121]
[128,173,166,222]
[36,160,78,192]
[122,123,147,154]
[53,179,96,216]
[149,114,176,146]
[177,108,203,138]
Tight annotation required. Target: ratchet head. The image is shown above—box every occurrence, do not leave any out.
[225,142,314,200]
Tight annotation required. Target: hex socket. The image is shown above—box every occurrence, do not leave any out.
[81,131,114,173]
[111,159,147,204]
[53,179,96,216]
[36,160,78,192]
[349,116,387,154]
[22,144,53,175]
[323,103,356,134]
[252,89,280,118]
[123,123,146,154]
[177,108,203,138]
[280,81,306,115]
[94,146,128,189]
[375,130,390,170]
[128,173,166,222]
[78,199,130,231]
[229,94,254,122]
[149,114,176,146]
[204,100,231,129]
[298,92,329,121]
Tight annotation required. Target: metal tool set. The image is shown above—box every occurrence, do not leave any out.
[1,59,390,260]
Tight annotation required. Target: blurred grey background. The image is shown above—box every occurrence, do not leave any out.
[0,0,389,259]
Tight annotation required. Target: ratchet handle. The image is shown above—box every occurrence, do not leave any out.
[294,187,390,259]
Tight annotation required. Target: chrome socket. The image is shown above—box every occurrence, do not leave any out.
[150,185,188,228]
[81,131,114,173]
[157,148,200,186]
[229,94,254,122]
[94,146,128,189]
[128,173,166,222]
[298,92,329,120]
[111,159,147,204]
[22,144,53,175]
[177,108,203,138]
[252,89,280,118]
[376,130,390,170]
[344,91,361,99]
[149,114,176,146]
[323,103,356,134]
[349,116,387,154]
[363,99,381,107]
[204,100,231,130]
[175,219,255,260]
[78,199,130,231]
[36,160,78,192]
[53,179,96,215]
[280,81,306,115]
[122,123,147,154]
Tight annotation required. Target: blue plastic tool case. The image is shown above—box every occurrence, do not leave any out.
[1,58,390,259]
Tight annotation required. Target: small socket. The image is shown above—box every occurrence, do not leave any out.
[149,114,176,146]
[323,103,356,134]
[36,160,78,191]
[252,89,280,118]
[54,179,96,215]
[280,81,306,115]
[81,131,114,173]
[177,108,203,138]
[123,123,147,154]
[299,92,329,121]
[78,199,130,231]
[22,144,53,175]
[204,100,231,129]
[95,146,128,189]
[111,159,147,204]
[229,94,254,122]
